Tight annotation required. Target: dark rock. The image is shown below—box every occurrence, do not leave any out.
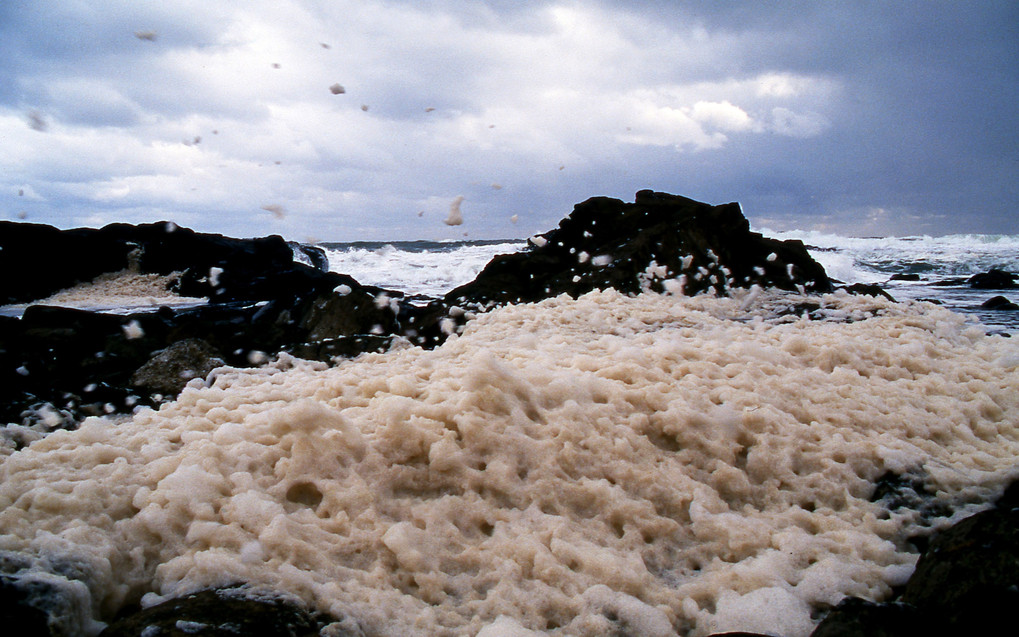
[0,574,53,637]
[968,268,1016,289]
[901,502,1019,631]
[288,335,397,362]
[0,221,136,305]
[980,295,1019,310]
[0,561,101,637]
[810,598,919,637]
[888,273,920,281]
[929,277,969,287]
[130,339,225,395]
[821,480,1019,635]
[0,220,327,306]
[98,588,353,637]
[446,191,831,307]
[839,283,895,302]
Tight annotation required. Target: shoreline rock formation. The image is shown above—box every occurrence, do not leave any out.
[447,190,831,307]
[1,192,833,427]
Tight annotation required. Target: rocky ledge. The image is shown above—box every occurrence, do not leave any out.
[1,191,831,427]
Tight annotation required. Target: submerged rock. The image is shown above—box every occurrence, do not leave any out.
[446,190,832,306]
[968,268,1016,289]
[981,295,1019,310]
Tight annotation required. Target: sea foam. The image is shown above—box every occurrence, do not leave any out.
[1,289,1017,636]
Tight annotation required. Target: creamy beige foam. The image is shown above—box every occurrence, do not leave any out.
[1,269,205,313]
[1,289,1017,636]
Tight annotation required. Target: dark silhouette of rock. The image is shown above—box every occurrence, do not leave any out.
[968,268,1016,289]
[900,495,1019,631]
[889,273,920,281]
[98,588,351,637]
[0,220,332,306]
[0,556,102,637]
[981,295,1019,310]
[929,277,969,287]
[446,191,831,307]
[810,598,919,637]
[0,574,53,637]
[839,283,895,301]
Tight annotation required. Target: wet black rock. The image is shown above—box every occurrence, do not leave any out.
[889,273,921,281]
[0,222,457,424]
[0,221,312,306]
[98,588,354,637]
[929,277,970,287]
[900,491,1019,631]
[980,295,1019,310]
[870,469,951,541]
[0,573,57,637]
[968,268,1016,289]
[810,599,920,637]
[446,190,832,307]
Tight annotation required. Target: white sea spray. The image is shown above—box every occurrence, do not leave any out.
[0,289,1017,636]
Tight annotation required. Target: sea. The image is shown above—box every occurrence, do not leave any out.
[1,230,1018,637]
[320,232,1019,334]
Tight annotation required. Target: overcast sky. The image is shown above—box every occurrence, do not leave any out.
[1,1,1016,241]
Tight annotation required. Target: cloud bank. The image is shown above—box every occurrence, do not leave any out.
[1,1,1016,240]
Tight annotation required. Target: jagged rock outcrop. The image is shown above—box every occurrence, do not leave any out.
[446,190,831,307]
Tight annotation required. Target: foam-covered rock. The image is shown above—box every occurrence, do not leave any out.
[446,190,831,306]
[130,339,226,395]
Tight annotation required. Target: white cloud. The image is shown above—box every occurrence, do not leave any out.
[689,100,756,132]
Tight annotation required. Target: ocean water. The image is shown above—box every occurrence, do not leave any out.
[323,233,1019,334]
[320,240,527,299]
[1,232,1018,636]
